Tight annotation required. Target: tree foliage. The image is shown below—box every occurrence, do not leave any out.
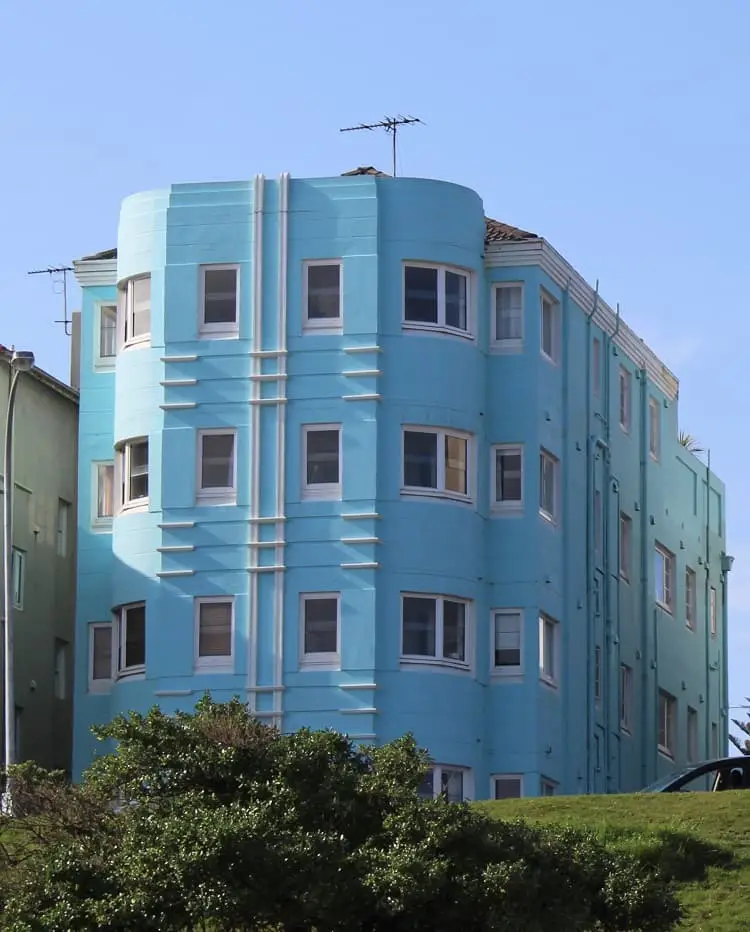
[0,696,681,931]
[730,700,750,754]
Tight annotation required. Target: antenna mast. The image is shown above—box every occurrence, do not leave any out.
[28,265,74,336]
[340,115,423,176]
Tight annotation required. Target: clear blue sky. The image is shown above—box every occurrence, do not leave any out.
[2,0,748,729]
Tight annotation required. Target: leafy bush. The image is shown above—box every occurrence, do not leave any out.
[0,696,680,931]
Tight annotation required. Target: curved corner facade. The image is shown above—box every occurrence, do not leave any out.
[72,171,729,799]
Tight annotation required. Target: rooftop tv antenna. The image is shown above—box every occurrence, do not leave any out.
[339,115,423,176]
[28,265,74,336]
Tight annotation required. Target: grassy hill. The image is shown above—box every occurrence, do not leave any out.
[478,792,750,931]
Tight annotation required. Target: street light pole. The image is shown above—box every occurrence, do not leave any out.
[2,349,34,812]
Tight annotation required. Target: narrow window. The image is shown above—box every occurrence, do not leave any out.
[302,425,341,499]
[493,284,523,347]
[619,513,632,581]
[539,614,558,685]
[195,598,233,669]
[592,337,601,397]
[301,594,340,668]
[710,586,717,637]
[685,567,696,629]
[655,544,675,612]
[304,261,342,329]
[89,624,113,689]
[119,438,149,510]
[619,367,632,432]
[649,397,660,460]
[201,265,239,333]
[116,603,146,677]
[492,610,522,675]
[98,305,117,361]
[539,449,559,523]
[711,722,718,758]
[122,276,151,344]
[594,645,601,702]
[620,664,633,732]
[56,499,70,557]
[492,445,523,511]
[198,431,237,501]
[658,689,676,756]
[11,547,24,609]
[594,490,602,555]
[95,462,115,524]
[687,706,698,762]
[540,292,559,362]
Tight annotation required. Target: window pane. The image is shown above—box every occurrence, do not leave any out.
[540,454,555,516]
[541,618,555,679]
[495,286,522,341]
[445,271,467,330]
[307,264,341,320]
[304,598,338,654]
[418,768,435,800]
[99,306,117,357]
[129,441,148,501]
[201,434,234,489]
[404,431,437,488]
[203,268,238,325]
[306,429,339,485]
[97,463,114,518]
[198,602,232,657]
[655,550,666,603]
[402,597,436,656]
[404,266,438,323]
[131,278,150,338]
[92,626,112,680]
[497,450,522,502]
[495,778,521,799]
[124,606,145,669]
[441,768,464,803]
[494,612,521,667]
[442,600,466,662]
[541,300,554,356]
[444,435,467,494]
[11,549,23,608]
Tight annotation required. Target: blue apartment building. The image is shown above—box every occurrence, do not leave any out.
[71,168,729,798]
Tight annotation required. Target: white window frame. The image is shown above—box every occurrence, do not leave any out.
[119,275,151,348]
[199,264,240,337]
[491,774,524,799]
[303,259,343,332]
[540,777,558,796]
[56,499,70,557]
[687,706,698,763]
[540,289,560,363]
[491,444,523,513]
[115,602,146,679]
[94,302,118,368]
[539,449,559,524]
[491,282,524,350]
[539,613,559,687]
[620,664,633,733]
[300,592,341,670]
[402,262,474,338]
[402,426,473,504]
[116,438,149,513]
[194,597,234,672]
[592,337,601,398]
[92,461,115,530]
[620,512,632,581]
[658,689,677,758]
[302,424,342,501]
[401,593,473,671]
[619,366,632,432]
[88,622,113,692]
[655,543,675,613]
[710,586,717,638]
[196,429,237,504]
[11,547,24,610]
[491,609,523,677]
[54,639,67,700]
[685,567,696,630]
[649,396,661,460]
[419,764,472,802]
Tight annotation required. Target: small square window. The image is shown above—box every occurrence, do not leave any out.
[658,689,677,757]
[540,291,559,362]
[197,431,237,503]
[492,445,523,512]
[195,598,233,670]
[539,449,559,523]
[201,265,239,334]
[300,594,340,668]
[649,397,660,460]
[492,284,523,348]
[492,610,522,675]
[492,775,523,799]
[619,367,632,432]
[655,544,675,612]
[94,462,115,527]
[89,623,113,691]
[620,513,632,581]
[304,261,342,330]
[539,613,558,685]
[302,425,341,500]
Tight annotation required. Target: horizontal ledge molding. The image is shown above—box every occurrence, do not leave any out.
[341,536,380,544]
[343,345,381,354]
[246,685,285,693]
[342,512,380,520]
[249,540,285,548]
[250,397,287,405]
[160,378,198,387]
[347,733,376,740]
[340,561,379,570]
[156,569,195,578]
[161,355,198,363]
[160,402,198,410]
[248,564,286,573]
[157,545,195,553]
[342,393,381,402]
[159,521,196,529]
[343,369,381,377]
[252,710,279,718]
[249,515,286,524]
[339,683,378,691]
[340,707,378,715]
[250,373,287,382]
[251,349,287,358]
[154,689,194,697]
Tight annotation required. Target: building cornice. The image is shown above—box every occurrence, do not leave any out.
[73,258,117,287]
[485,239,679,401]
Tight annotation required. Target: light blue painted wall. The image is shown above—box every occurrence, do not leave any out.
[72,173,729,797]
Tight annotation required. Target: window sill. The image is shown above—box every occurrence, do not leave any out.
[88,681,113,694]
[402,321,474,341]
[491,503,523,516]
[658,746,675,761]
[302,486,342,502]
[619,572,630,584]
[94,359,116,371]
[196,492,237,506]
[491,669,523,680]
[490,340,523,354]
[92,519,114,533]
[194,662,233,674]
[300,656,341,671]
[540,350,559,366]
[122,337,150,351]
[656,601,673,615]
[620,423,631,435]
[303,320,343,335]
[400,657,470,673]
[401,488,473,506]
[539,509,559,527]
[116,668,145,682]
[621,725,632,736]
[540,675,559,690]
[199,327,239,340]
[686,622,696,632]
[118,500,149,516]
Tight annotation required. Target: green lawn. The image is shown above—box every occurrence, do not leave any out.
[477,792,750,931]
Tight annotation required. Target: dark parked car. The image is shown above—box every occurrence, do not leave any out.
[642,755,750,792]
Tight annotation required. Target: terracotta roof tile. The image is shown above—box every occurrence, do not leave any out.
[484,218,537,244]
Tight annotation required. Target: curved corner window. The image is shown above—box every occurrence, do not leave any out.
[402,427,472,503]
[119,275,151,347]
[114,603,146,678]
[403,263,472,337]
[116,438,149,513]
[401,593,472,670]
